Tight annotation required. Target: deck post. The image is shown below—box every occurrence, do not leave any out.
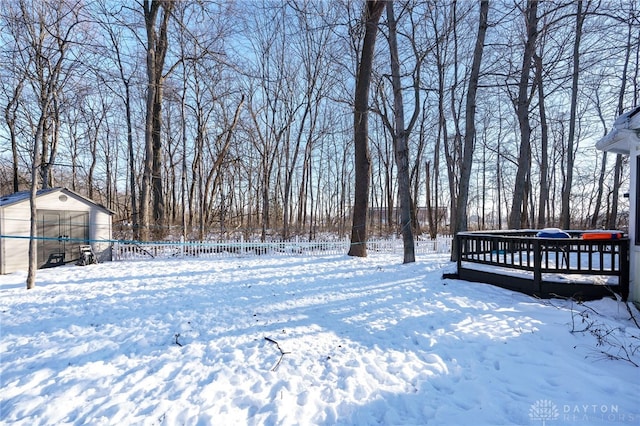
[533,238,542,296]
[456,233,463,272]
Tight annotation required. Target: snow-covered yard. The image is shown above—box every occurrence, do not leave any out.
[1,254,638,425]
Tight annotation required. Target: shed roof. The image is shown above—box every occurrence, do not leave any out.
[0,187,114,215]
[596,106,640,155]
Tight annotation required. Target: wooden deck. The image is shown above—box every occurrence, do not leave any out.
[452,230,629,301]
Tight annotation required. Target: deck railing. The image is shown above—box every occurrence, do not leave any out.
[455,230,629,300]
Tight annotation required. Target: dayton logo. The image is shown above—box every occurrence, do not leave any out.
[529,400,559,425]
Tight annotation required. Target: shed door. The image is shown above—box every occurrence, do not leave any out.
[37,210,89,268]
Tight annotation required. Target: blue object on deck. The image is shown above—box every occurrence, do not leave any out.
[536,229,570,238]
[536,229,571,268]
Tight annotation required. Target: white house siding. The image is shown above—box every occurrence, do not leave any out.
[597,106,640,306]
[629,145,640,307]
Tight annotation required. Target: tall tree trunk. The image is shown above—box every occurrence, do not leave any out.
[591,151,607,228]
[47,96,60,188]
[444,1,462,234]
[19,0,76,289]
[608,155,623,229]
[436,46,451,234]
[535,52,549,228]
[607,13,634,230]
[106,20,139,239]
[125,82,139,240]
[451,0,488,261]
[425,161,435,238]
[152,83,165,231]
[509,0,538,229]
[592,94,609,229]
[5,79,23,193]
[261,158,273,242]
[140,0,173,241]
[386,1,415,263]
[27,118,45,290]
[560,0,585,229]
[283,103,310,240]
[180,72,188,239]
[348,0,385,258]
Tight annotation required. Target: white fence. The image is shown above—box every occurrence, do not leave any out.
[113,236,453,261]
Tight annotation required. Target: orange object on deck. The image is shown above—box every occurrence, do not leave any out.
[581,232,623,240]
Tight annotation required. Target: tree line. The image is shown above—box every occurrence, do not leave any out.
[1,0,638,248]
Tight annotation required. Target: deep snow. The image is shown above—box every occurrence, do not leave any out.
[1,254,638,425]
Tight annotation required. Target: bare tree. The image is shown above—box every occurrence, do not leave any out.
[3,0,84,288]
[384,1,421,263]
[509,0,538,229]
[451,0,488,261]
[607,3,638,229]
[559,0,587,229]
[348,0,386,258]
[3,0,639,248]
[96,5,142,239]
[140,0,174,240]
[424,4,455,239]
[3,77,23,193]
[534,51,549,228]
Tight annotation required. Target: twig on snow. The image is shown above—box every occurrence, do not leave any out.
[265,336,291,371]
[625,302,640,329]
[599,286,640,329]
[174,333,183,347]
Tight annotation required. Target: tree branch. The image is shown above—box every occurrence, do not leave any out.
[265,336,291,371]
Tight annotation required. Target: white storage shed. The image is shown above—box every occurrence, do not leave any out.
[0,187,113,274]
[596,105,640,306]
